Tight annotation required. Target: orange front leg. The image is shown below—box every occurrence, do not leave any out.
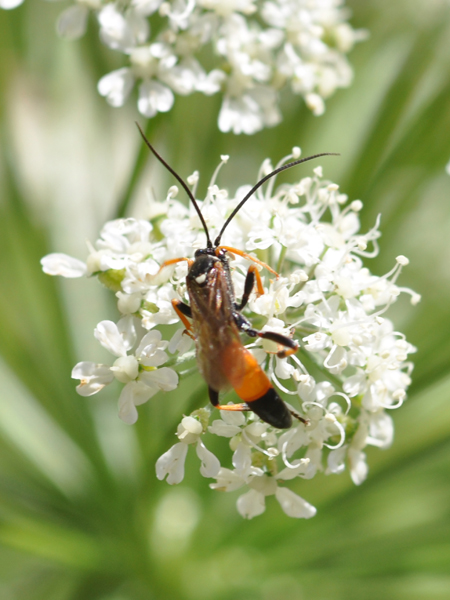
[158,257,194,274]
[248,264,265,296]
[216,245,278,276]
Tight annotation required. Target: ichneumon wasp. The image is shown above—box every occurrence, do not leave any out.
[137,123,337,428]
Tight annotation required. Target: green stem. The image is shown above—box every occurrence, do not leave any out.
[276,245,287,273]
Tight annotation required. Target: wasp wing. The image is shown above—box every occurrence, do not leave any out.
[187,261,248,393]
[187,260,292,428]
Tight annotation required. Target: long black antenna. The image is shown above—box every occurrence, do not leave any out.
[136,122,213,248]
[214,152,339,247]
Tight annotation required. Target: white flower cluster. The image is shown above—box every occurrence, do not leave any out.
[2,0,366,134]
[41,150,418,519]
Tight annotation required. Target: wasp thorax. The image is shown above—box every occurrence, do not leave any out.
[188,253,218,286]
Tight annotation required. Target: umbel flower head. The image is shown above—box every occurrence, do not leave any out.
[41,148,419,519]
[1,0,366,134]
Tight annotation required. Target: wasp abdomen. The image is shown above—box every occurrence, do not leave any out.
[247,388,292,429]
[224,344,292,429]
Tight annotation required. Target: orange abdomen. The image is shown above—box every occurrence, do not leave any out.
[222,340,271,403]
[221,338,293,429]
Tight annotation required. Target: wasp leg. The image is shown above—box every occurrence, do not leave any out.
[208,387,219,406]
[214,389,307,427]
[236,264,264,311]
[245,327,299,358]
[209,387,251,414]
[173,299,192,319]
[215,402,250,413]
[172,299,195,340]
[158,257,194,273]
[216,393,295,429]
[216,245,278,276]
[288,407,309,426]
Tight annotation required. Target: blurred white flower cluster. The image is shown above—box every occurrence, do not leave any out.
[1,0,366,133]
[41,150,418,518]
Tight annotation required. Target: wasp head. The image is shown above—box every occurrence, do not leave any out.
[188,252,219,288]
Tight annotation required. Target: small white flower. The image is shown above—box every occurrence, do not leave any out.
[213,465,317,520]
[94,319,136,357]
[98,68,135,107]
[156,442,189,484]
[57,5,90,40]
[157,413,220,483]
[326,445,347,475]
[218,87,281,135]
[348,448,368,485]
[72,318,177,424]
[303,331,330,352]
[41,253,87,278]
[197,440,221,477]
[0,0,23,8]
[208,418,243,438]
[71,362,114,396]
[118,380,157,424]
[275,487,316,519]
[305,93,326,116]
[138,79,174,117]
[98,3,149,52]
[236,488,266,519]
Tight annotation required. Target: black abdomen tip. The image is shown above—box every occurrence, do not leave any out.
[249,388,292,429]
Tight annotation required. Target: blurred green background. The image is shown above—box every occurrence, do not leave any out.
[1,1,450,598]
